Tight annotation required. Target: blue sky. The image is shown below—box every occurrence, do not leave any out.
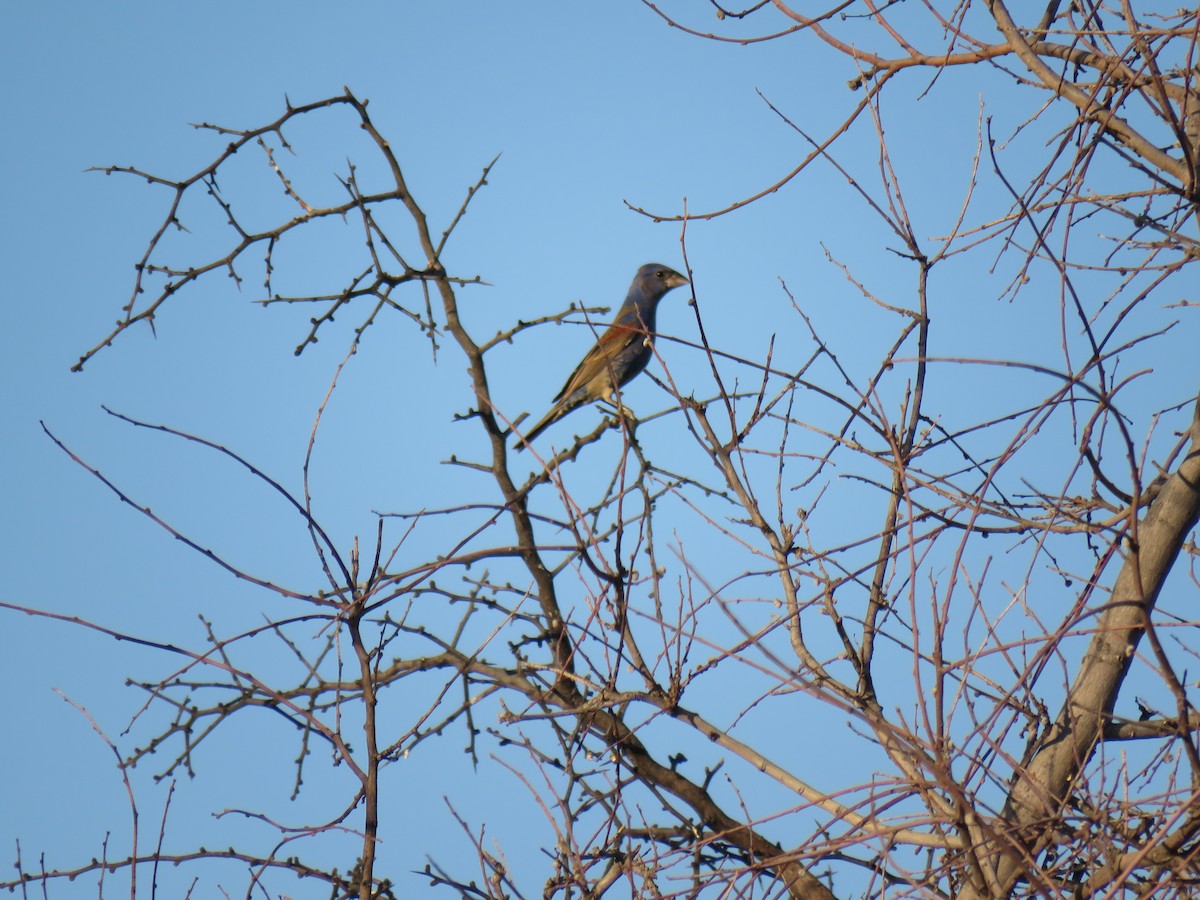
[4,3,1195,897]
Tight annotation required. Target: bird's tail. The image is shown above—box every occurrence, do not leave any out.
[513,401,573,452]
[513,410,557,452]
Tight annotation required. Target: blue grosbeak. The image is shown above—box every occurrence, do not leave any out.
[514,263,689,451]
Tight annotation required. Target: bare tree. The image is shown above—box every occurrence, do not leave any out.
[7,2,1200,898]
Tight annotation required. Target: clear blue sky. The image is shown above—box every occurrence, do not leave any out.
[4,3,1192,897]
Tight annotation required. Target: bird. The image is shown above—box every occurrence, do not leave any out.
[514,263,689,451]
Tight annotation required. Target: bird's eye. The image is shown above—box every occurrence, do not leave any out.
[656,270,665,278]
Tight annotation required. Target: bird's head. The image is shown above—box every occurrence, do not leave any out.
[632,263,689,300]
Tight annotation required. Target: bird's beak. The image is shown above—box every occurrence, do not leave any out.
[667,271,690,289]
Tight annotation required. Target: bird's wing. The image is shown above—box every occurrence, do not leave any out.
[553,322,647,403]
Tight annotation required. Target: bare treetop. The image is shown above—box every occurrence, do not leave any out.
[8,3,1200,898]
